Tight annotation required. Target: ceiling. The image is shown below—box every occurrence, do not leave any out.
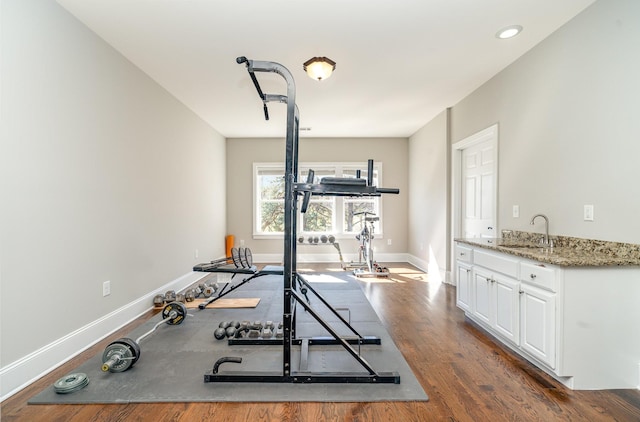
[56,0,596,139]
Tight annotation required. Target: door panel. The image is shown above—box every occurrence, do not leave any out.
[462,138,496,239]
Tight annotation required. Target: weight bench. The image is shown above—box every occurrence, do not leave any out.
[192,264,283,309]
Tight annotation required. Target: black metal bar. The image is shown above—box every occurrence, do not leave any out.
[289,289,377,375]
[228,336,381,346]
[205,371,399,384]
[295,273,363,339]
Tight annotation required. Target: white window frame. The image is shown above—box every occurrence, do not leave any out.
[253,162,384,239]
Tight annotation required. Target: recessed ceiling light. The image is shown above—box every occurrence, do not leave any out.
[496,25,523,39]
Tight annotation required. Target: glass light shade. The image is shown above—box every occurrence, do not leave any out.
[303,57,336,81]
[496,25,523,39]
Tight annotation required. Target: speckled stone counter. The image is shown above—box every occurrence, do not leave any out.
[455,231,640,267]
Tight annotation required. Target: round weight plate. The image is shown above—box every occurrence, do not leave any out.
[328,235,335,244]
[54,372,90,394]
[102,342,135,373]
[231,247,241,268]
[162,301,187,325]
[238,247,248,268]
[320,235,328,243]
[114,337,141,364]
[244,248,253,267]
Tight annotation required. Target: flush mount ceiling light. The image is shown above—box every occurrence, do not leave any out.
[496,25,523,39]
[303,57,336,81]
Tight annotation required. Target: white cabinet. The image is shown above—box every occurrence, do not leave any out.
[472,267,520,345]
[454,241,640,389]
[456,262,473,313]
[455,244,474,313]
[455,244,554,369]
[519,283,556,369]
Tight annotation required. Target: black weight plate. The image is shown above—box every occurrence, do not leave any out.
[113,337,141,364]
[238,247,248,268]
[244,248,253,267]
[162,301,187,325]
[231,247,241,268]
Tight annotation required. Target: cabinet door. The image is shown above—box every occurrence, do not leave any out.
[493,275,520,345]
[456,262,473,313]
[472,268,492,326]
[520,284,556,369]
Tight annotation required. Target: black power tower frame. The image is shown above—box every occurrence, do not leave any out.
[205,57,400,384]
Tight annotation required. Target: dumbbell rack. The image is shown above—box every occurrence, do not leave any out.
[205,57,400,384]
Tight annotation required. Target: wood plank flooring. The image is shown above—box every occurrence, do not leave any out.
[2,263,639,421]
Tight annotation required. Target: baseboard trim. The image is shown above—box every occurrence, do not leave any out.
[0,271,208,402]
[253,252,409,264]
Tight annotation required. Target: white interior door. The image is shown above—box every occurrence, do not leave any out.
[461,135,496,238]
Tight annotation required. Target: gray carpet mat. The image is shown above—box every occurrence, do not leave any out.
[30,271,428,403]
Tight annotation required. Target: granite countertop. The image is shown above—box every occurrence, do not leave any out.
[455,232,640,267]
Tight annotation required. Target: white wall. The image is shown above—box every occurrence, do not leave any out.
[226,137,408,261]
[0,0,226,397]
[450,0,640,244]
[407,111,449,277]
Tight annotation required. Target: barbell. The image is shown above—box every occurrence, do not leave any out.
[101,301,188,373]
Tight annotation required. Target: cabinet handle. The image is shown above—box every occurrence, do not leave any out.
[487,226,494,230]
[519,290,524,295]
[490,278,495,283]
[460,252,465,256]
[530,274,537,279]
[466,269,470,273]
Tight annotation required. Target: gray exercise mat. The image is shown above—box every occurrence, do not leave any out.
[30,272,428,403]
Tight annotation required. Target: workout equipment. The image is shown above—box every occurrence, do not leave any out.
[153,294,165,307]
[101,302,188,373]
[214,327,227,340]
[53,372,89,394]
[165,290,176,302]
[351,212,389,277]
[205,57,400,385]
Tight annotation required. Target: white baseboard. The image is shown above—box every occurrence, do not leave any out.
[0,271,208,402]
[406,254,428,273]
[406,254,451,285]
[254,252,409,264]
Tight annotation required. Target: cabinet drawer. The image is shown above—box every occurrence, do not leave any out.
[474,249,519,278]
[455,244,473,264]
[520,262,557,292]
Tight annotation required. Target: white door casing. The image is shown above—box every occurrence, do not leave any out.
[451,124,498,284]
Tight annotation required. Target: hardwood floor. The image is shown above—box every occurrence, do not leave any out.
[2,263,639,421]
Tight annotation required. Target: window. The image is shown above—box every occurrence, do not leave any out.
[253,162,382,238]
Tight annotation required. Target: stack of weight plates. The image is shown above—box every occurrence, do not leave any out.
[53,372,90,394]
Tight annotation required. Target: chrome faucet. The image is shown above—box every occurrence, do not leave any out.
[530,214,550,246]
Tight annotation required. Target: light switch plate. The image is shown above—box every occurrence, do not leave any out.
[584,204,594,221]
[512,205,519,218]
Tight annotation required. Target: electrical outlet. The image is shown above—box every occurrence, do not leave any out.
[584,204,594,221]
[195,249,199,258]
[387,238,392,245]
[103,280,111,297]
[513,205,519,218]
[240,239,245,247]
